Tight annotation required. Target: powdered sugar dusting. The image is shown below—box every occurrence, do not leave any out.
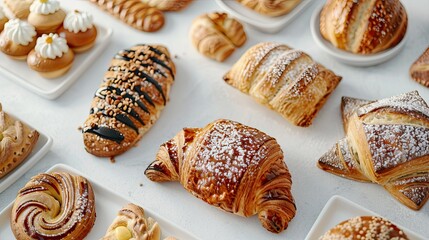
[341,97,373,123]
[400,186,429,206]
[243,42,282,80]
[339,138,356,169]
[393,173,429,186]
[319,143,345,171]
[289,64,318,97]
[266,50,303,86]
[364,124,429,173]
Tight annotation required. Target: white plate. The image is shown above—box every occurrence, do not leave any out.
[305,195,426,240]
[215,0,315,34]
[310,3,407,67]
[0,115,53,193]
[0,164,199,240]
[0,24,112,99]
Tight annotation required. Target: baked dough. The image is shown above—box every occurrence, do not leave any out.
[237,0,301,17]
[142,0,193,11]
[3,0,33,19]
[145,119,296,233]
[223,42,342,127]
[410,47,429,87]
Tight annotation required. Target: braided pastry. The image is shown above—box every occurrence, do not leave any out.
[90,0,164,32]
[189,12,246,62]
[321,216,409,240]
[82,44,176,157]
[410,47,429,87]
[0,103,39,179]
[11,172,96,240]
[318,91,429,210]
[142,0,193,11]
[237,0,301,17]
[145,119,296,233]
[320,0,408,54]
[223,42,342,127]
[101,203,160,240]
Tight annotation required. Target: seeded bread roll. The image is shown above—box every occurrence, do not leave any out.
[82,44,176,157]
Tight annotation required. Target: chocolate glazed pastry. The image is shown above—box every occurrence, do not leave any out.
[82,44,176,157]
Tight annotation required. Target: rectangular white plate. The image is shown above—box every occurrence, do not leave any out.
[216,0,315,33]
[305,195,426,240]
[0,115,53,193]
[0,23,112,99]
[0,164,199,240]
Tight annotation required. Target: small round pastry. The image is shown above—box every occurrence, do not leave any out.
[0,19,37,60]
[0,7,9,32]
[27,0,66,35]
[320,216,409,240]
[10,171,96,240]
[27,33,74,78]
[57,10,97,53]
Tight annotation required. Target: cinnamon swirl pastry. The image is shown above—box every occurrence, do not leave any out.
[11,172,96,240]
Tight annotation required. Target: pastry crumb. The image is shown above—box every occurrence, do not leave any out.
[109,156,116,163]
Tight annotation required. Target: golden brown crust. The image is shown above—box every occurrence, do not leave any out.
[237,0,301,17]
[318,91,429,210]
[90,0,165,32]
[57,25,97,51]
[11,172,96,240]
[101,203,160,240]
[82,44,176,157]
[320,216,409,240]
[189,12,246,62]
[410,47,429,87]
[320,0,407,54]
[0,17,8,32]
[0,31,36,58]
[27,49,75,73]
[145,119,296,233]
[3,0,33,19]
[223,42,341,127]
[142,0,193,11]
[27,9,66,35]
[0,103,39,179]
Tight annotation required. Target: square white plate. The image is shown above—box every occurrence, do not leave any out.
[0,164,199,239]
[215,0,315,33]
[0,24,112,99]
[0,115,53,193]
[305,195,426,240]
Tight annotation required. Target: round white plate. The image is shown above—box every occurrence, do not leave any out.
[310,3,407,67]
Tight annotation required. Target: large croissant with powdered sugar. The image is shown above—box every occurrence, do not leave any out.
[145,119,296,233]
[318,91,429,210]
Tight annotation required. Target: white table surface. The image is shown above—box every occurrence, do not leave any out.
[1,0,428,239]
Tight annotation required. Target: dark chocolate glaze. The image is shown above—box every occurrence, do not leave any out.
[84,126,124,143]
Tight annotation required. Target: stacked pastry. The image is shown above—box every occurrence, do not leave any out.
[318,91,429,210]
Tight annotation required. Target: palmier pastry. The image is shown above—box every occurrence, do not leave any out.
[189,12,246,62]
[320,0,408,54]
[27,33,75,78]
[142,0,193,11]
[27,0,66,35]
[11,171,96,240]
[101,203,160,240]
[145,119,296,233]
[223,42,342,127]
[57,10,97,53]
[318,91,429,210]
[0,7,8,32]
[0,19,37,60]
[410,47,429,87]
[90,0,165,32]
[0,103,39,179]
[81,44,176,157]
[320,216,409,240]
[2,0,33,19]
[237,0,301,17]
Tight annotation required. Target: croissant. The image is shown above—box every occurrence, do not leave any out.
[318,91,429,210]
[0,103,39,179]
[320,0,408,54]
[2,0,33,19]
[320,216,409,240]
[141,0,193,11]
[89,0,165,32]
[145,119,296,233]
[81,44,176,157]
[11,172,96,240]
[223,42,342,127]
[189,12,246,62]
[410,47,429,87]
[236,0,301,17]
[101,203,160,240]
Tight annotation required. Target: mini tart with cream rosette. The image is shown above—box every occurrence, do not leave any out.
[27,33,74,78]
[0,7,8,32]
[27,0,66,35]
[57,10,97,53]
[0,19,37,60]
